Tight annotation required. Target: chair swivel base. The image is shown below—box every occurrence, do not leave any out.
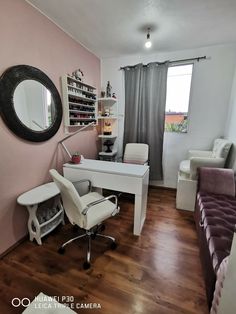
[58,227,117,270]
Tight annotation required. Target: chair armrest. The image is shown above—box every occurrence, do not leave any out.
[73,179,92,193]
[82,195,118,216]
[188,150,212,159]
[190,157,225,179]
[198,167,235,196]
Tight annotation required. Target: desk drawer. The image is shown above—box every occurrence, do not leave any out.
[63,167,144,195]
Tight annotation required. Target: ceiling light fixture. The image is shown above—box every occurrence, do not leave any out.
[145,28,152,49]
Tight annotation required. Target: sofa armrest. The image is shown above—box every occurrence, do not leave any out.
[188,150,212,159]
[190,157,225,179]
[198,167,235,196]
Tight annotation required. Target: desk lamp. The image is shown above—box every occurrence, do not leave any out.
[58,122,95,159]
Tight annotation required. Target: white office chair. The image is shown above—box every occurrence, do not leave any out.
[49,169,120,269]
[123,143,149,165]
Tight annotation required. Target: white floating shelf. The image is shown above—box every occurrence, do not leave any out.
[97,97,117,106]
[98,135,117,139]
[97,116,117,119]
[99,150,117,156]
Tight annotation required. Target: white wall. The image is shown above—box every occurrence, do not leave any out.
[101,44,236,188]
[224,64,236,170]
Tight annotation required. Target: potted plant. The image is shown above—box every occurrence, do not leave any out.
[71,152,81,164]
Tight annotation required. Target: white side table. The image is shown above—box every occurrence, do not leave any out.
[17,182,64,245]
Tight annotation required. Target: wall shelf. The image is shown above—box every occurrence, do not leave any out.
[67,84,96,96]
[67,93,95,103]
[98,135,117,139]
[66,75,96,90]
[97,116,117,119]
[61,75,97,127]
[70,118,95,121]
[99,150,118,156]
[97,97,118,161]
[97,97,117,106]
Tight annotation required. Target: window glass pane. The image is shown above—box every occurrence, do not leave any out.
[165,64,193,133]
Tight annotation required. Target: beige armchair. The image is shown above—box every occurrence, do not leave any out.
[177,138,232,211]
[179,139,232,180]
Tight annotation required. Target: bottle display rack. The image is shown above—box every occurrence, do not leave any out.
[61,75,97,127]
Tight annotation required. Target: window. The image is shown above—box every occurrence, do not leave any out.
[165,64,193,132]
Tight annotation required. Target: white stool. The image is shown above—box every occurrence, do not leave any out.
[176,172,197,211]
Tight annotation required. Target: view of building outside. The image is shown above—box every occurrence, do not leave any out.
[165,64,193,132]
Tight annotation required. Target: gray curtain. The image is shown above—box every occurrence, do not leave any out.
[123,62,169,180]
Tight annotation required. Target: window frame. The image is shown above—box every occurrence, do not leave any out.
[164,62,194,134]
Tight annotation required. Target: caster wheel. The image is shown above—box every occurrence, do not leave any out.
[58,247,65,255]
[100,224,106,232]
[72,225,80,233]
[83,261,91,270]
[110,241,117,250]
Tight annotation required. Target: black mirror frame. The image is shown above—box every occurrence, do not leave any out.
[0,65,63,142]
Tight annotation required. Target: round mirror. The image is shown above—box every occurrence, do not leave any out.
[14,80,56,131]
[0,65,62,142]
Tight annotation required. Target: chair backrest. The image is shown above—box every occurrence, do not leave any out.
[212,138,232,161]
[123,143,149,165]
[49,169,85,228]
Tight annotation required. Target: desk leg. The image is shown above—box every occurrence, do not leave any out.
[27,205,42,245]
[134,174,149,236]
[134,195,142,235]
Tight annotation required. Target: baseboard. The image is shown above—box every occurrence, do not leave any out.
[149,185,176,192]
[0,235,28,259]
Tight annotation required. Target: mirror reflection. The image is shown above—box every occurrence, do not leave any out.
[13,80,55,131]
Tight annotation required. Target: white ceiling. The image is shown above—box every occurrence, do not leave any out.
[27,0,236,58]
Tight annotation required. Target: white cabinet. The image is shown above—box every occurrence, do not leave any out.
[17,182,64,245]
[61,75,97,127]
[97,97,118,161]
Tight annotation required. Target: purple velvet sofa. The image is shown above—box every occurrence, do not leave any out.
[194,167,236,309]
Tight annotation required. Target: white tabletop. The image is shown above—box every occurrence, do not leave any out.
[64,159,149,178]
[17,182,60,206]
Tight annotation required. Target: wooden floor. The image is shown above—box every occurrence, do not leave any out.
[0,188,208,314]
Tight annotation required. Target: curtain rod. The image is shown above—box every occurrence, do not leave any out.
[119,56,207,70]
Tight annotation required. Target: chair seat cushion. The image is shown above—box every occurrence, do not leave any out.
[179,159,190,175]
[197,191,236,272]
[81,192,117,229]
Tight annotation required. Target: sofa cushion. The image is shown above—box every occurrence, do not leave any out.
[212,138,232,159]
[199,167,235,197]
[197,192,236,272]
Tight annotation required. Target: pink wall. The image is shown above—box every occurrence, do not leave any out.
[0,0,101,255]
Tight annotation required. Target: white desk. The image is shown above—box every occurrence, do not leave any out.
[63,159,149,236]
